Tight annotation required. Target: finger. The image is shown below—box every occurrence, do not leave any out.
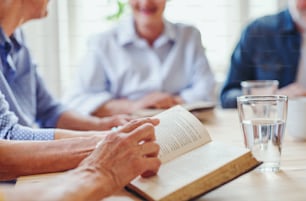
[141,170,157,178]
[120,118,159,133]
[140,157,161,178]
[129,123,157,144]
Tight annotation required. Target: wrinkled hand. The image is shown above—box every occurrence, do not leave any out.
[136,92,184,109]
[276,83,306,98]
[79,118,161,196]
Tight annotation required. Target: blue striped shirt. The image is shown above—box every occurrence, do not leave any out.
[0,27,64,140]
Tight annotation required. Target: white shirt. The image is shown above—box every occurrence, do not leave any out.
[65,17,215,115]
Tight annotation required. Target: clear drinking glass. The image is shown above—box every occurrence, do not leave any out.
[237,95,288,172]
[241,80,279,95]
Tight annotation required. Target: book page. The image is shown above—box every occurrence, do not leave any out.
[154,106,211,163]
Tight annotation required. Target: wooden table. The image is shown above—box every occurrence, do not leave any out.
[197,109,306,201]
[17,109,306,201]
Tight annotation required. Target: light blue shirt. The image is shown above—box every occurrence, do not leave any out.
[65,17,215,114]
[0,91,55,140]
[0,27,65,140]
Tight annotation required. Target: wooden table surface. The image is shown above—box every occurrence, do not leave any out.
[196,109,306,201]
[17,108,306,201]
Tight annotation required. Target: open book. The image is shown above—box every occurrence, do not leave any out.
[127,105,260,201]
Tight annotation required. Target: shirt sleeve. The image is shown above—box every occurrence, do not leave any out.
[62,36,114,115]
[34,71,67,128]
[178,27,216,103]
[6,125,54,141]
[0,92,55,141]
[17,28,67,128]
[220,24,256,108]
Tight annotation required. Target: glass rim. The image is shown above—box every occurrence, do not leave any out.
[237,95,288,102]
[240,80,279,87]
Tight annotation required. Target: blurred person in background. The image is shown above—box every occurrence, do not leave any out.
[0,0,132,136]
[65,0,215,117]
[221,0,306,108]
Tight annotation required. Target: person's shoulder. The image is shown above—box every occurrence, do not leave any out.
[86,26,118,48]
[168,21,202,40]
[252,10,285,28]
[245,10,288,34]
[171,21,200,33]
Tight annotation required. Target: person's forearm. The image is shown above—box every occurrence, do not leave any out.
[221,89,242,108]
[3,168,112,201]
[54,128,108,140]
[0,137,98,180]
[50,167,114,201]
[56,110,102,130]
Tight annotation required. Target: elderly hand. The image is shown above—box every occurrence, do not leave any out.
[78,118,161,197]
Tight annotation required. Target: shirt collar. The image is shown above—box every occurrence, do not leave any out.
[0,27,11,51]
[0,27,23,80]
[10,29,23,51]
[0,27,23,54]
[116,16,176,47]
[116,16,136,46]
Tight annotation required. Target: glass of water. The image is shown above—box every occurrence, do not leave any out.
[241,80,279,95]
[237,95,288,172]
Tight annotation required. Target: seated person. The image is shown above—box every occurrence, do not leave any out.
[65,0,216,117]
[0,112,160,201]
[0,90,159,181]
[220,0,306,108]
[0,0,131,134]
[0,0,158,182]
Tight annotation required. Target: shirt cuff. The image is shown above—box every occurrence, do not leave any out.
[10,125,55,141]
[221,89,242,108]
